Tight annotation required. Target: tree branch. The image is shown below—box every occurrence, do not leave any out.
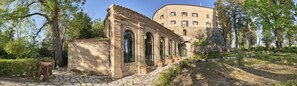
[27,1,36,7]
[32,22,50,44]
[6,12,51,21]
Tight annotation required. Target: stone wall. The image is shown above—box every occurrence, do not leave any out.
[105,4,182,79]
[153,4,226,57]
[68,39,110,76]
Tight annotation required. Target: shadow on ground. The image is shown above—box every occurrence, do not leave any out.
[171,58,297,86]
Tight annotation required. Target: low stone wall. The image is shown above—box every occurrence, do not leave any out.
[68,38,110,76]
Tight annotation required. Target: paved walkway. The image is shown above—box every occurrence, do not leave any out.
[0,61,177,86]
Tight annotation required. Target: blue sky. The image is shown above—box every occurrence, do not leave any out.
[83,0,216,20]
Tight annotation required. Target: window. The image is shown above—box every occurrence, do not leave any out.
[206,22,211,26]
[170,20,176,25]
[192,13,198,17]
[145,32,154,66]
[181,20,188,27]
[170,12,176,16]
[206,14,209,18]
[160,15,164,19]
[193,21,198,25]
[124,30,135,63]
[183,30,187,36]
[181,12,188,16]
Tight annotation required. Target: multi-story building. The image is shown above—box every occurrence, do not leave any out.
[153,4,221,57]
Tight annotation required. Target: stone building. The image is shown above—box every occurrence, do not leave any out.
[68,4,223,79]
[68,4,182,79]
[153,4,223,57]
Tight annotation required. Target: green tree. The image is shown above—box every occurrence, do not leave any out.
[0,0,86,66]
[262,25,273,49]
[4,39,29,58]
[68,12,93,39]
[92,19,105,38]
[215,0,232,51]
[244,0,295,48]
[225,0,245,49]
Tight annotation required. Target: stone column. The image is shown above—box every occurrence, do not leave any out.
[137,22,145,73]
[110,19,123,79]
[154,31,160,66]
[176,41,179,56]
[172,41,175,56]
[164,37,169,60]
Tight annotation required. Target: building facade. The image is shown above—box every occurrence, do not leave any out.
[68,4,223,79]
[153,4,222,58]
[68,4,182,79]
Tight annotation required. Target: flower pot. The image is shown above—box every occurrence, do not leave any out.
[157,62,164,67]
[168,59,173,64]
[174,57,179,61]
[141,67,150,74]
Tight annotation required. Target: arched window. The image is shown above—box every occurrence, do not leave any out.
[183,30,187,36]
[169,40,172,56]
[124,30,134,63]
[179,43,187,57]
[145,32,154,66]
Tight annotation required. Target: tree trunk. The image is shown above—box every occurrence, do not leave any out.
[274,30,279,49]
[51,4,64,67]
[234,15,238,49]
[223,27,227,52]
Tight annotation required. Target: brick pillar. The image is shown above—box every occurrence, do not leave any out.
[137,23,145,73]
[165,37,169,60]
[154,31,160,66]
[110,20,123,79]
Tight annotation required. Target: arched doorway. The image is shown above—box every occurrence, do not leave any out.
[179,43,187,57]
[145,32,154,66]
[124,30,134,63]
[160,37,165,62]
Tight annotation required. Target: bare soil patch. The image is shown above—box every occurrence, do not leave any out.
[171,58,297,86]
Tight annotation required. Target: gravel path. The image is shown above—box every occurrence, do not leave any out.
[0,60,179,86]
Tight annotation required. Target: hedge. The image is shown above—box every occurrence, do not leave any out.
[0,59,40,77]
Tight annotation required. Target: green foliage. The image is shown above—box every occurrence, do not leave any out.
[255,52,270,61]
[68,12,96,39]
[92,19,105,37]
[0,0,86,66]
[194,38,209,46]
[179,58,190,68]
[0,59,39,77]
[262,28,273,48]
[4,40,29,58]
[253,46,268,52]
[207,51,223,59]
[154,58,190,86]
[275,80,297,86]
[236,50,245,66]
[192,55,207,60]
[244,0,296,48]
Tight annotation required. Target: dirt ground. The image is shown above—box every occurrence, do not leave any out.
[171,58,297,86]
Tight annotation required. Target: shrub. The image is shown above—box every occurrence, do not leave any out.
[208,51,222,59]
[179,58,189,68]
[192,55,207,60]
[253,46,268,52]
[275,80,297,86]
[154,59,190,86]
[236,51,245,66]
[254,52,270,60]
[0,59,39,77]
